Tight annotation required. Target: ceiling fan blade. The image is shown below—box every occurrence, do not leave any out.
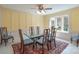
[45,8,52,10]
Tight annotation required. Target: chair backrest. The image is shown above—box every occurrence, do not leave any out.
[44,29,50,36]
[18,29,24,53]
[1,27,8,38]
[51,27,56,40]
[36,26,40,35]
[43,29,50,42]
[29,26,34,35]
[51,26,54,33]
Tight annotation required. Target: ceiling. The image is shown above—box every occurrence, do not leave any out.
[0,4,79,15]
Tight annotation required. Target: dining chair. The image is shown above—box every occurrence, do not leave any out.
[18,29,24,53]
[49,27,56,49]
[1,27,14,46]
[36,26,40,35]
[36,29,50,53]
[44,29,50,50]
[18,29,34,54]
[51,26,55,32]
[29,26,34,35]
[70,33,79,47]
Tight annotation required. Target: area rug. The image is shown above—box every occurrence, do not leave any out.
[12,40,68,54]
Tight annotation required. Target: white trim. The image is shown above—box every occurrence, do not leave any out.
[63,15,69,32]
[49,15,69,33]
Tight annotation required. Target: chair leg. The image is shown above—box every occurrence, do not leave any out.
[4,40,8,46]
[53,39,56,48]
[12,37,14,42]
[77,40,79,47]
[50,41,52,49]
[42,44,44,54]
[47,43,49,51]
[1,39,3,44]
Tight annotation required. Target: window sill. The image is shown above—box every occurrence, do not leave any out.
[57,30,69,33]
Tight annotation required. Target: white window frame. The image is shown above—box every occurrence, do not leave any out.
[62,15,69,33]
[49,15,69,33]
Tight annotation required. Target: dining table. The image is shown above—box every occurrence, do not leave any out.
[24,33,43,39]
[24,33,44,49]
[24,33,44,44]
[24,32,56,50]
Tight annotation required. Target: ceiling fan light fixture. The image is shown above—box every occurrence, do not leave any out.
[41,10,45,14]
[36,10,41,14]
[36,10,45,15]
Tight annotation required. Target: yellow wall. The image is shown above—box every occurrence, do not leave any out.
[0,6,44,32]
[1,5,79,33]
[19,12,27,30]
[11,11,19,31]
[43,7,79,33]
[1,7,11,31]
[31,14,44,28]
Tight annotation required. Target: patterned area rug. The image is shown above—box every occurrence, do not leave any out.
[12,40,68,54]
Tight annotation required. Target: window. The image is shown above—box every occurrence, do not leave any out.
[56,16,62,31]
[63,16,69,32]
[49,15,69,33]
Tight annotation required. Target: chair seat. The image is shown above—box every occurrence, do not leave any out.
[2,35,13,39]
[71,36,79,40]
[12,43,34,54]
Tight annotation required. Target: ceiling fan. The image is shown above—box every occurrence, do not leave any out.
[31,4,52,14]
